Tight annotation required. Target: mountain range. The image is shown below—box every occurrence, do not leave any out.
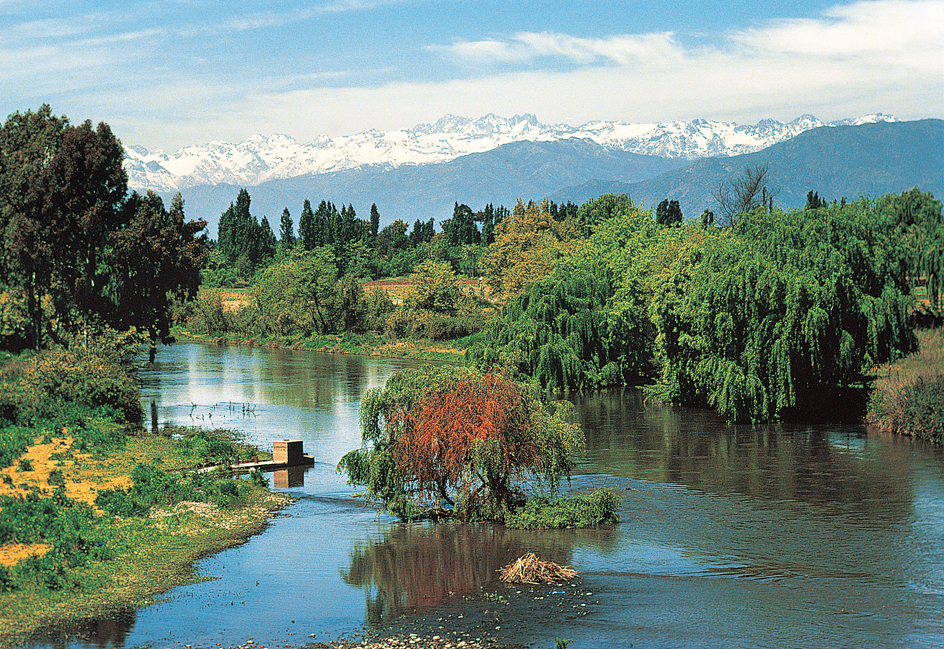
[126,113,942,237]
[126,113,897,193]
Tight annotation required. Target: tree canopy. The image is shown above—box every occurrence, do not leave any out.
[0,105,208,351]
[337,365,583,522]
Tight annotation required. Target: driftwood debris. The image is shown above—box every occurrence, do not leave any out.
[498,552,578,584]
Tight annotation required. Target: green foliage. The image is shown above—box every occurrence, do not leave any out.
[107,191,208,348]
[504,489,620,529]
[6,329,143,427]
[175,428,241,466]
[338,365,584,522]
[216,189,275,278]
[899,375,944,443]
[470,262,642,390]
[649,202,918,422]
[575,193,635,234]
[481,199,581,304]
[0,106,208,350]
[187,288,230,334]
[95,461,252,517]
[252,247,339,336]
[402,259,469,316]
[0,491,112,591]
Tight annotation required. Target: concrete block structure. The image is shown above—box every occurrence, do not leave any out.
[273,440,304,465]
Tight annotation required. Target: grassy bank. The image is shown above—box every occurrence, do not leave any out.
[172,326,471,363]
[0,426,290,647]
[867,328,944,443]
[0,339,291,647]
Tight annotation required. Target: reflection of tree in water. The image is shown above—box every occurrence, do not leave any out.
[573,388,916,522]
[341,522,575,624]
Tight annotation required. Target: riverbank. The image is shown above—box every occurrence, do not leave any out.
[0,427,292,648]
[171,327,468,363]
[867,327,944,443]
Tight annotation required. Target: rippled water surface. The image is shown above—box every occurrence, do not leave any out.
[31,344,944,648]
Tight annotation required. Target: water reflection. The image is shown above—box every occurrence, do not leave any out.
[572,388,927,522]
[342,521,623,624]
[28,609,136,649]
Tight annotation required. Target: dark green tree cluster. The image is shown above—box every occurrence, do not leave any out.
[655,199,683,226]
[649,201,919,421]
[217,189,276,278]
[0,105,207,352]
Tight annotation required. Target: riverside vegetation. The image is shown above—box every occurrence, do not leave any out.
[183,185,943,435]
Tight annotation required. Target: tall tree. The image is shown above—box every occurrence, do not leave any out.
[656,199,683,226]
[279,207,295,248]
[0,105,68,348]
[369,203,381,244]
[2,110,128,346]
[109,192,208,361]
[298,199,316,250]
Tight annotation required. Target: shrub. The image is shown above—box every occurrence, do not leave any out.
[338,365,584,522]
[9,332,142,427]
[505,489,621,529]
[95,460,252,516]
[188,288,229,334]
[902,374,944,443]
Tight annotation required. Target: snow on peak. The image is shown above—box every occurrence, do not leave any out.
[124,113,898,193]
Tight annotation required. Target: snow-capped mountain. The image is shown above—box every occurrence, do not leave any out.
[124,113,898,193]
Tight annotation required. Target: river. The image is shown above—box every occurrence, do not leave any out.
[34,343,944,648]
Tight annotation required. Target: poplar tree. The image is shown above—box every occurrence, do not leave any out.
[279,207,295,248]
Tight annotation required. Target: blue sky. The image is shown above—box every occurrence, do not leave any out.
[2,0,941,151]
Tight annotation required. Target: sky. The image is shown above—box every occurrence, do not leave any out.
[1,0,942,152]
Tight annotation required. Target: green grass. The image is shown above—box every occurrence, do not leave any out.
[171,326,469,362]
[0,428,288,648]
[505,489,621,530]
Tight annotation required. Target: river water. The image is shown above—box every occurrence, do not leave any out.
[35,343,944,648]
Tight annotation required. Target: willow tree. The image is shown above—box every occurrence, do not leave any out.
[649,201,917,422]
[337,366,583,522]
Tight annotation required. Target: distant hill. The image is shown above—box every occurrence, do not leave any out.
[168,118,942,237]
[171,139,686,237]
[550,119,944,217]
[129,112,894,193]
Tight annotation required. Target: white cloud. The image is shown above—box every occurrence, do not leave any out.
[3,0,939,151]
[732,0,943,68]
[436,31,685,67]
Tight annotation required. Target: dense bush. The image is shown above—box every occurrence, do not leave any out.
[0,491,112,592]
[901,374,944,443]
[505,489,621,529]
[9,330,143,427]
[0,330,139,467]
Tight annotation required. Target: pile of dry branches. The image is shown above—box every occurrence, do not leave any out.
[498,552,577,584]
